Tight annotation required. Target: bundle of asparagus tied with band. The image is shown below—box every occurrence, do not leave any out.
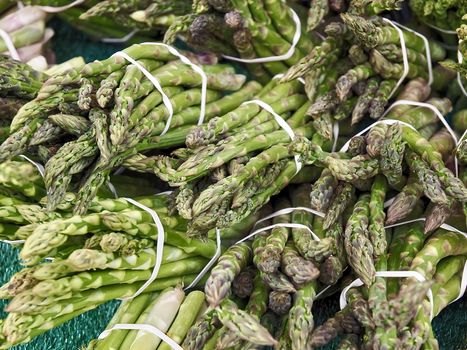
[124,77,330,236]
[280,13,451,141]
[0,43,258,215]
[86,288,206,350]
[153,0,320,83]
[0,161,267,347]
[310,215,467,350]
[178,185,348,350]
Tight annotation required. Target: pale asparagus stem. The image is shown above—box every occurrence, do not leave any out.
[205,242,252,307]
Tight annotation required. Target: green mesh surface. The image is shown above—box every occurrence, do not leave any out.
[0,17,465,350]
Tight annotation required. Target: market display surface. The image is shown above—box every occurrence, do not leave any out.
[0,1,466,349]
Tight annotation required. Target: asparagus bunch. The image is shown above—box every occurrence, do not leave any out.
[125,78,332,236]
[0,43,256,215]
[312,226,467,349]
[293,78,466,236]
[280,14,449,141]
[154,0,320,83]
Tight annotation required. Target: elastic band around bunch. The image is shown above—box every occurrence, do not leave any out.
[33,0,85,13]
[0,29,20,60]
[392,22,433,86]
[222,8,301,63]
[119,197,165,300]
[113,43,208,134]
[272,73,305,85]
[253,206,325,230]
[101,29,139,44]
[339,270,435,320]
[19,155,45,177]
[339,119,417,153]
[99,324,183,350]
[422,21,457,35]
[113,51,174,136]
[236,222,321,245]
[381,99,460,175]
[382,19,409,100]
[184,228,222,290]
[241,100,302,173]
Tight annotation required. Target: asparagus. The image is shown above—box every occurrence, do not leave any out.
[344,194,375,286]
[205,242,252,307]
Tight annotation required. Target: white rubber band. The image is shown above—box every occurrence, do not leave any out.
[155,190,173,196]
[141,43,208,125]
[457,51,467,97]
[101,29,139,44]
[383,197,395,208]
[99,324,183,350]
[332,122,339,152]
[0,28,20,60]
[422,21,457,35]
[184,228,221,290]
[119,197,165,300]
[19,155,45,178]
[222,8,301,63]
[34,0,84,13]
[112,51,174,136]
[273,73,305,85]
[253,206,325,230]
[382,19,410,100]
[339,119,417,153]
[236,223,321,245]
[241,100,302,173]
[0,239,25,245]
[392,22,433,86]
[339,270,435,320]
[106,182,119,199]
[381,99,459,176]
[315,284,332,299]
